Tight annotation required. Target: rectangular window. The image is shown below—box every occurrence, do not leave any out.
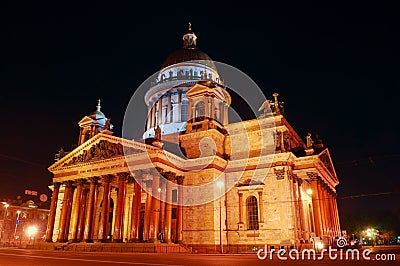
[181,102,188,122]
[172,189,177,203]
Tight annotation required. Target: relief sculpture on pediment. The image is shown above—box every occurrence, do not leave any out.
[63,140,141,166]
[319,152,335,176]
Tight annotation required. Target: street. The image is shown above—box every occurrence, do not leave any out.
[0,248,399,266]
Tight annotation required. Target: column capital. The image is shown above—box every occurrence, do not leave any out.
[319,180,329,190]
[116,172,130,182]
[144,179,152,188]
[274,168,285,180]
[176,175,184,185]
[75,178,87,187]
[297,178,303,186]
[287,169,296,181]
[127,175,136,184]
[88,176,100,184]
[133,169,146,178]
[306,171,319,181]
[63,180,74,188]
[53,182,61,190]
[102,174,114,184]
[163,171,176,182]
[328,189,336,197]
[154,167,164,176]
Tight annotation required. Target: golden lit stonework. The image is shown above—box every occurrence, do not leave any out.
[46,26,341,253]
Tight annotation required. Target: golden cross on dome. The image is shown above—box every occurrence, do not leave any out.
[188,22,192,31]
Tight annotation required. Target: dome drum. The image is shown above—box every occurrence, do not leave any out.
[143,24,229,139]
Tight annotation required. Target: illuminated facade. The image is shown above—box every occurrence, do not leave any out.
[46,26,341,252]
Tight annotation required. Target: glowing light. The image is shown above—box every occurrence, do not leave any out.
[217,181,224,188]
[306,188,313,195]
[157,187,161,193]
[26,225,38,237]
[316,243,324,249]
[16,210,21,215]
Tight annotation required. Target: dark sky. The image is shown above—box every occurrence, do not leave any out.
[1,1,399,229]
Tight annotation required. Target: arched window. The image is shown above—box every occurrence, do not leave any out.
[195,101,205,118]
[247,196,259,230]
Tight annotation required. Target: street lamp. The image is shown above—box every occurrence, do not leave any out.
[217,181,224,254]
[26,225,38,246]
[14,210,21,242]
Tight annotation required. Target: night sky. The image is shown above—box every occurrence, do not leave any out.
[1,2,399,231]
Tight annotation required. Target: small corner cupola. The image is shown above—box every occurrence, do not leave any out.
[77,99,114,145]
[182,22,197,49]
[90,99,106,120]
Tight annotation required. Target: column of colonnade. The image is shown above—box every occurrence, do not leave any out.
[45,170,185,244]
[175,175,184,243]
[307,173,341,239]
[146,89,230,130]
[316,178,327,236]
[112,173,129,242]
[309,175,323,237]
[56,181,74,242]
[45,182,61,242]
[321,181,340,237]
[140,168,184,243]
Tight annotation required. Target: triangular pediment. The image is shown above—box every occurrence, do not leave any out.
[48,133,151,171]
[78,116,94,126]
[316,148,339,184]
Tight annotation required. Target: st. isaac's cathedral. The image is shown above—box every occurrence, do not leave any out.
[45,25,341,253]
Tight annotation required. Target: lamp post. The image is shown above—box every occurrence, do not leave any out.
[26,225,38,246]
[217,181,224,254]
[14,210,21,242]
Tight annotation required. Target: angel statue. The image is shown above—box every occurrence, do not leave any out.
[258,100,272,117]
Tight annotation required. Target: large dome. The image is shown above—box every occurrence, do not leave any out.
[161,24,216,70]
[161,47,216,70]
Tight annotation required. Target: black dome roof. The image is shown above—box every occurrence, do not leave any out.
[161,25,217,70]
[161,47,216,70]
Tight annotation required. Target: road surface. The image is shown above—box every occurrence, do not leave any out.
[0,248,398,265]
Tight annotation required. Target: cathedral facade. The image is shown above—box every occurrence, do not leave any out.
[46,26,341,252]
